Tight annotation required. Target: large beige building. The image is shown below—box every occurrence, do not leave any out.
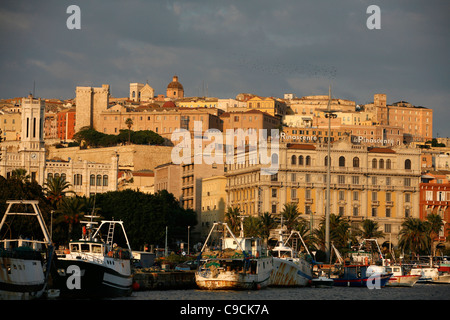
[75,84,110,132]
[225,139,422,245]
[0,95,119,196]
[200,175,227,237]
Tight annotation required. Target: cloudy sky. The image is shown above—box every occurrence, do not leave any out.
[1,0,449,137]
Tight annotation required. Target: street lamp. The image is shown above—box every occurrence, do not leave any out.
[187,225,191,255]
[322,86,338,262]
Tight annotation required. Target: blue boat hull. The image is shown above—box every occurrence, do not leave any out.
[333,273,392,287]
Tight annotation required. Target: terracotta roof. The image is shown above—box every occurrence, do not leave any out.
[368,147,396,153]
[287,143,316,150]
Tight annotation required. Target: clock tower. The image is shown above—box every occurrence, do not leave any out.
[19,94,46,184]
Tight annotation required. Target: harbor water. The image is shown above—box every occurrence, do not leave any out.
[116,283,450,300]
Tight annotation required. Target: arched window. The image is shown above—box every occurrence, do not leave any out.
[339,156,345,167]
[47,173,53,180]
[405,159,411,170]
[379,159,384,169]
[299,155,304,165]
[96,175,102,186]
[386,159,391,169]
[372,159,377,169]
[61,173,66,181]
[306,156,311,166]
[324,156,330,167]
[353,157,360,168]
[90,174,95,186]
[291,155,297,165]
[103,175,108,186]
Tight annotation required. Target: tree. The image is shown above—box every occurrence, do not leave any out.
[280,203,301,233]
[125,118,133,145]
[44,175,74,209]
[225,206,241,235]
[259,212,277,244]
[11,168,30,183]
[398,217,431,258]
[426,213,444,256]
[54,196,85,241]
[243,216,261,238]
[358,219,385,240]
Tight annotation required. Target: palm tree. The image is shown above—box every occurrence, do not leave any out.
[11,168,30,183]
[259,212,277,244]
[244,216,260,238]
[44,175,74,209]
[426,213,444,256]
[225,206,241,235]
[281,202,300,233]
[398,217,431,258]
[358,219,385,240]
[55,196,84,240]
[125,118,133,145]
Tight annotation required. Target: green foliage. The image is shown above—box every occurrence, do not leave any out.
[73,127,164,148]
[94,189,197,250]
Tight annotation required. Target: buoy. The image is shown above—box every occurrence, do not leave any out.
[132,282,140,291]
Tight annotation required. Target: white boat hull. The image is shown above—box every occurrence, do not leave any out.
[270,257,312,287]
[387,275,420,287]
[0,257,46,300]
[195,257,273,290]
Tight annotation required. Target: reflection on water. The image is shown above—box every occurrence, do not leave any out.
[116,283,450,301]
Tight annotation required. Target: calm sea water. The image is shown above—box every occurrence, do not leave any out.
[118,283,450,301]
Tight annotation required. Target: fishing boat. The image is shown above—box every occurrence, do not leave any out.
[0,200,55,300]
[333,263,392,288]
[384,265,420,287]
[195,222,273,290]
[310,270,334,288]
[269,230,312,287]
[55,217,133,298]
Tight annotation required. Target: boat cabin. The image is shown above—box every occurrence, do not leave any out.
[69,241,105,255]
[223,237,266,257]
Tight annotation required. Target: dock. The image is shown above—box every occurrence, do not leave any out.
[133,269,196,290]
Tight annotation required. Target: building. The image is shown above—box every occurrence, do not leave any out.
[420,172,450,241]
[166,75,184,100]
[200,175,227,237]
[130,82,155,102]
[0,94,119,196]
[225,139,422,246]
[75,84,110,133]
[57,108,76,140]
[0,109,21,141]
[247,96,287,118]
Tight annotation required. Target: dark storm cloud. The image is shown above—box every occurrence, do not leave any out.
[0,0,449,136]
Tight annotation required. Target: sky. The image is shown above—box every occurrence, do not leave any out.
[0,0,449,137]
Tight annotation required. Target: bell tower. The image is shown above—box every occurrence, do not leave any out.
[19,94,46,184]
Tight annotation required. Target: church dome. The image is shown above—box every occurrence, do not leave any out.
[167,75,184,90]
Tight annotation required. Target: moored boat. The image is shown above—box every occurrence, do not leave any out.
[333,263,392,288]
[195,222,273,290]
[54,218,133,298]
[269,230,312,287]
[384,265,420,287]
[0,200,55,300]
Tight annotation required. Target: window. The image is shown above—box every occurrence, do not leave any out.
[103,175,108,186]
[386,208,391,218]
[405,159,411,170]
[386,177,391,186]
[339,207,345,216]
[271,173,278,181]
[291,173,296,182]
[272,204,277,214]
[305,189,312,200]
[437,191,445,201]
[291,189,297,199]
[272,189,277,197]
[305,156,311,166]
[371,207,377,217]
[353,157,360,168]
[385,224,391,233]
[372,177,377,185]
[305,174,311,183]
[379,159,384,169]
[90,174,95,186]
[299,156,304,165]
[404,178,411,187]
[353,191,359,201]
[324,156,330,167]
[372,192,378,201]
[291,155,297,165]
[338,175,345,184]
[425,190,433,201]
[405,208,410,218]
[96,175,102,186]
[386,192,392,202]
[386,159,391,169]
[353,207,359,216]
[352,176,360,185]
[372,159,377,169]
[339,190,345,200]
[339,156,345,167]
